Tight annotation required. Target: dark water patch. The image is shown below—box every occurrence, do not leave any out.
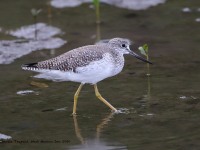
[124,12,138,18]
[41,108,54,112]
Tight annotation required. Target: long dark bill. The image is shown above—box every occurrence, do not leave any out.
[129,50,152,64]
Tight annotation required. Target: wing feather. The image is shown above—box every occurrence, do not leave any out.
[37,45,107,72]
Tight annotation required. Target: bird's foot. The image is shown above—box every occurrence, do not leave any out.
[111,109,119,114]
[71,112,77,116]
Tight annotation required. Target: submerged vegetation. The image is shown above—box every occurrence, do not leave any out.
[138,44,150,76]
[138,44,151,100]
[30,8,42,40]
[92,0,100,24]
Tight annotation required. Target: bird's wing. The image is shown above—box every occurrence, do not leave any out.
[36,45,106,72]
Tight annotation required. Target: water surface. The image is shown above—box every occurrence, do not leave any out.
[0,0,200,149]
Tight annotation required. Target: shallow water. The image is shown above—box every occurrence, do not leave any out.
[0,0,200,149]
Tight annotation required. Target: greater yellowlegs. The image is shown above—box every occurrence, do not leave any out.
[22,38,152,115]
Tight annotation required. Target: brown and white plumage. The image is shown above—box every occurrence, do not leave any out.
[23,45,113,72]
[22,38,152,114]
[22,38,132,83]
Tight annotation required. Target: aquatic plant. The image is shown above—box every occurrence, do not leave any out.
[138,44,151,102]
[92,0,100,24]
[31,8,42,40]
[138,44,150,76]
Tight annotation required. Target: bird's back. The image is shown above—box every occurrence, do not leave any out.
[22,44,113,73]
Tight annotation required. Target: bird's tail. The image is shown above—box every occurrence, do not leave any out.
[21,63,39,71]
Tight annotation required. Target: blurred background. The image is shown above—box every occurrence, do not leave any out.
[0,0,200,149]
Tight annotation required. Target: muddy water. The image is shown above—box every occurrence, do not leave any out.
[0,0,200,149]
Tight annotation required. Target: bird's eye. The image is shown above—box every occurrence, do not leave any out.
[122,44,126,48]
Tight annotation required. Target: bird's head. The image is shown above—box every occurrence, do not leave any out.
[109,38,152,64]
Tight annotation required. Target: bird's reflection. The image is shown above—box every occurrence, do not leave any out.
[70,113,127,150]
[73,115,85,144]
[96,112,113,139]
[73,112,113,143]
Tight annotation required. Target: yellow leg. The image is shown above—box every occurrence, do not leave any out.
[94,84,117,112]
[72,83,84,115]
